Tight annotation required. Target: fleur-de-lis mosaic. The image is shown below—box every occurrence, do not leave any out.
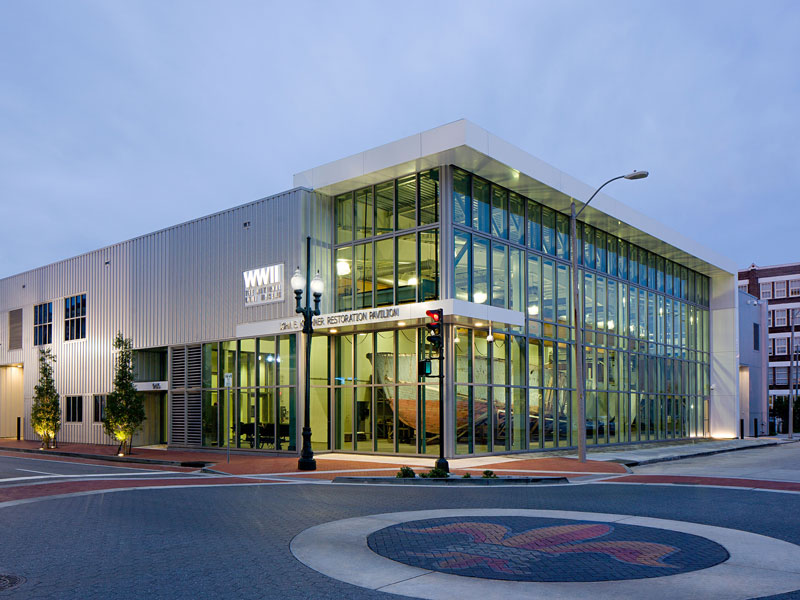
[400,521,679,575]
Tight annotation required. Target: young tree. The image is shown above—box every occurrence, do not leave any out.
[31,348,61,449]
[103,333,145,455]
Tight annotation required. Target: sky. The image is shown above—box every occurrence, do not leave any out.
[1,0,798,279]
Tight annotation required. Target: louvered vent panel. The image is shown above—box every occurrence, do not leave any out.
[186,391,202,446]
[8,309,22,350]
[170,392,187,445]
[171,347,186,390]
[186,345,202,389]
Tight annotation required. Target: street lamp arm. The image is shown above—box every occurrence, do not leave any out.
[574,175,626,221]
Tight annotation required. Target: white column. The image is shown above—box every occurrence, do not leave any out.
[710,273,739,437]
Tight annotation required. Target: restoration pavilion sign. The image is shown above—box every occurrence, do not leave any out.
[243,263,284,307]
[279,307,401,331]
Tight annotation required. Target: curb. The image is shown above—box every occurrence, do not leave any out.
[331,476,568,485]
[0,445,209,468]
[614,440,782,467]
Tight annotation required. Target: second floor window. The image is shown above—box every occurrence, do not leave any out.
[65,294,87,341]
[761,283,772,299]
[34,302,52,346]
[775,280,787,298]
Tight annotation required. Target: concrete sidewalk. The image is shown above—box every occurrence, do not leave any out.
[561,437,787,466]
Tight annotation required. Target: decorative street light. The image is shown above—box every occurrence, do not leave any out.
[292,236,324,471]
[572,171,648,463]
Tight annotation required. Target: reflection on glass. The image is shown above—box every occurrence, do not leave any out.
[491,186,508,238]
[202,343,218,389]
[454,231,471,302]
[527,254,541,318]
[336,246,353,311]
[474,330,489,385]
[336,192,353,244]
[456,385,472,454]
[396,234,416,304]
[454,328,471,384]
[376,181,394,235]
[239,338,256,388]
[527,200,541,251]
[355,333,373,386]
[419,229,439,302]
[510,247,524,313]
[396,174,416,230]
[335,388,352,450]
[422,384,440,455]
[529,388,541,448]
[310,387,329,450]
[473,178,491,234]
[557,263,570,327]
[355,387,372,451]
[335,335,353,385]
[492,242,508,308]
[309,335,328,386]
[355,242,373,309]
[509,193,524,244]
[542,207,555,255]
[355,187,373,239]
[542,259,555,322]
[473,237,489,304]
[493,387,507,450]
[375,238,394,306]
[492,334,507,385]
[419,169,439,226]
[453,168,471,227]
[474,385,489,453]
[556,213,569,260]
[202,390,220,446]
[278,336,296,386]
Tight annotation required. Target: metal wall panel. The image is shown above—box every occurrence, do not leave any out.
[0,188,333,444]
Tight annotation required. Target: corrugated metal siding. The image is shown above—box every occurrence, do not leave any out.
[0,188,332,444]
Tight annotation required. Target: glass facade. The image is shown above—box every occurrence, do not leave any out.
[451,167,711,453]
[334,169,440,310]
[194,165,712,457]
[201,335,297,451]
[311,327,440,455]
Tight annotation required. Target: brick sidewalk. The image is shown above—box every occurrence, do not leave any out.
[0,439,628,477]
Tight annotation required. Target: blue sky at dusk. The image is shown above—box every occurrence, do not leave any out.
[1,1,798,278]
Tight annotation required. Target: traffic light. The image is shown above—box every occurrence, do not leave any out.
[426,309,443,355]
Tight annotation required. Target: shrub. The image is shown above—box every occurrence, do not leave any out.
[422,467,449,479]
[482,470,498,479]
[396,466,416,478]
[462,472,472,479]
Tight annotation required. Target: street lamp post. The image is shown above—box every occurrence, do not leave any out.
[790,309,798,440]
[572,171,648,462]
[291,236,324,471]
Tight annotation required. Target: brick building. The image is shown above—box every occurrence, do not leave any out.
[738,263,800,432]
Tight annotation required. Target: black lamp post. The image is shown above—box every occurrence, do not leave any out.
[291,236,324,471]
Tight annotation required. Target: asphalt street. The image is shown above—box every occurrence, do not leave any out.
[0,454,188,482]
[0,474,799,598]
